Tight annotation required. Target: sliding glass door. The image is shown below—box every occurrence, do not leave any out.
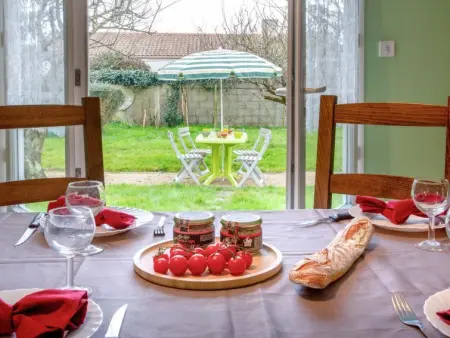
[0,0,362,211]
[287,0,363,209]
[0,0,88,210]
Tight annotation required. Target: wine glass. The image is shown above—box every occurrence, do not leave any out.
[411,178,449,252]
[66,181,105,255]
[44,206,95,294]
[66,181,105,216]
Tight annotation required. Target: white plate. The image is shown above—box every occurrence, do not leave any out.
[94,207,153,238]
[0,288,103,338]
[349,205,445,232]
[424,288,450,337]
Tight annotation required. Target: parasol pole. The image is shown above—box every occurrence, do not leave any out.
[220,78,224,131]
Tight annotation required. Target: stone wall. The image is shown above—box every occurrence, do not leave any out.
[116,83,287,127]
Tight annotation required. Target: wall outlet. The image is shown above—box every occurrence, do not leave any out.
[378,41,395,57]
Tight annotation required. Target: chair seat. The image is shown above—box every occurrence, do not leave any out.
[190,149,211,156]
[236,155,259,162]
[181,153,203,160]
[233,149,258,156]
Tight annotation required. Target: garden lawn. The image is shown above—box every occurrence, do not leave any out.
[26,184,342,212]
[42,123,343,173]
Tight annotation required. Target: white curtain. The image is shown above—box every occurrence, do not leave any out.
[4,0,65,105]
[305,0,359,131]
[4,0,65,180]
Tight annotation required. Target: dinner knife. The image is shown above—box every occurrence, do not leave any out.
[105,304,128,338]
[14,213,45,247]
[299,211,354,227]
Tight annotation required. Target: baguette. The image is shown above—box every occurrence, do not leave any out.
[289,217,374,289]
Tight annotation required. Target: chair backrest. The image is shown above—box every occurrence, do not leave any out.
[314,95,450,208]
[252,128,270,152]
[256,128,272,159]
[178,127,196,153]
[0,97,104,207]
[168,131,182,158]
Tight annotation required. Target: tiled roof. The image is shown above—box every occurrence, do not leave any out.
[89,32,226,59]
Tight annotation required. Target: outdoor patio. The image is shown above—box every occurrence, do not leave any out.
[38,123,343,211]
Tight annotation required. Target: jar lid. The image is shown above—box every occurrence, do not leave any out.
[174,211,215,225]
[220,213,262,228]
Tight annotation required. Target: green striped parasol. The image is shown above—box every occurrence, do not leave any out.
[158,48,283,129]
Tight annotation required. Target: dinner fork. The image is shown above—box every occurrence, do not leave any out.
[392,293,428,337]
[153,216,166,236]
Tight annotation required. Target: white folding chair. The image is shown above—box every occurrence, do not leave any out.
[178,127,211,157]
[178,127,211,175]
[168,131,208,185]
[233,128,266,157]
[235,128,272,187]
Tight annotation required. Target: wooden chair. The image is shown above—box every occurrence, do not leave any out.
[0,97,104,207]
[314,95,450,209]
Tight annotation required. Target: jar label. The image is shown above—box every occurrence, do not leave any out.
[173,228,214,247]
[220,230,262,253]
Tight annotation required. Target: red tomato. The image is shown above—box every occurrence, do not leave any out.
[169,244,184,255]
[171,248,186,257]
[153,253,169,263]
[184,250,194,259]
[194,247,206,256]
[204,244,219,257]
[237,251,253,269]
[172,248,194,259]
[207,253,226,275]
[169,255,188,276]
[228,256,247,276]
[188,254,207,276]
[218,245,237,262]
[153,258,169,274]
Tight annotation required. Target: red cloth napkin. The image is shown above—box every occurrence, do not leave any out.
[0,289,88,338]
[356,196,426,224]
[437,309,450,325]
[95,208,136,230]
[66,193,104,208]
[48,196,136,230]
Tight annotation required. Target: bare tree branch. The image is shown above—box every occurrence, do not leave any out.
[199,0,287,105]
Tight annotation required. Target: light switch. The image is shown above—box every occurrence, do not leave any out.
[378,41,395,57]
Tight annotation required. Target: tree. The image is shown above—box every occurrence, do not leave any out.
[200,0,356,131]
[199,0,287,105]
[89,0,180,53]
[8,0,179,179]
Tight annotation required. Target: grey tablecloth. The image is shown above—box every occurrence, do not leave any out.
[1,210,450,338]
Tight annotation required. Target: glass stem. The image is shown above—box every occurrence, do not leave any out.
[66,255,75,288]
[429,215,436,242]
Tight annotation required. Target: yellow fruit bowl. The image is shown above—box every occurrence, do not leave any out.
[234,131,243,138]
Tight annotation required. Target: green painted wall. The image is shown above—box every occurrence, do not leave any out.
[364,0,450,177]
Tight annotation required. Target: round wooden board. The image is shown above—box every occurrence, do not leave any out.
[133,238,283,290]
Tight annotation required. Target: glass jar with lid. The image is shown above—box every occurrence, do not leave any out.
[173,211,215,248]
[220,213,262,253]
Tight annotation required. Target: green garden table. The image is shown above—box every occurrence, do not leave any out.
[195,133,248,187]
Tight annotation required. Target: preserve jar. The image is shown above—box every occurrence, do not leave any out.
[173,211,215,247]
[220,213,263,253]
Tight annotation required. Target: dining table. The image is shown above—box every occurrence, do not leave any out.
[1,209,450,337]
[195,132,248,186]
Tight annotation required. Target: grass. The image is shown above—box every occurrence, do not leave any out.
[26,184,343,212]
[42,123,343,173]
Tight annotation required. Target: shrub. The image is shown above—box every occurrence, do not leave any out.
[90,52,149,71]
[89,83,125,126]
[90,70,160,88]
[163,87,184,127]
